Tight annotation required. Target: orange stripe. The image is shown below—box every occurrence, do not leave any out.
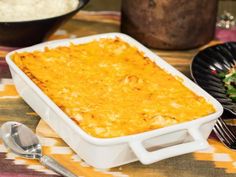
[0,85,18,97]
[214,162,235,169]
[193,153,213,161]
[0,51,8,57]
[226,168,236,174]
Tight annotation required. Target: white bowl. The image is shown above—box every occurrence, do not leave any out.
[6,33,223,168]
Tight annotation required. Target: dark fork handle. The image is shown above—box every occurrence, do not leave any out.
[214,118,236,149]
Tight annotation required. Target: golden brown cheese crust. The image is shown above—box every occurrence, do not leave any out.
[12,38,215,138]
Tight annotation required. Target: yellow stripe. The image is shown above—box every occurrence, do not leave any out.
[0,85,18,97]
[193,153,213,161]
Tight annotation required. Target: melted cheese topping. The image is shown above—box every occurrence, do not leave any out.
[12,38,215,138]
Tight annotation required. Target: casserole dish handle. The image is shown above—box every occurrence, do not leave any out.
[129,126,209,164]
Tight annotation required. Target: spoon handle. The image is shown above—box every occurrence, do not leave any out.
[40,155,77,177]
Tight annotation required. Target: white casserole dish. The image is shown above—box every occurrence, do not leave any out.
[6,33,223,169]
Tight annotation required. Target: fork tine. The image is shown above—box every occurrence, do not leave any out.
[214,118,236,149]
[215,120,234,143]
[214,122,233,146]
[218,118,236,140]
[213,126,228,145]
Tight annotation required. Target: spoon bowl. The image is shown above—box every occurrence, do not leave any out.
[1,122,42,159]
[0,121,77,177]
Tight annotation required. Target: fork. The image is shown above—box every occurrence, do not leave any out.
[213,117,236,149]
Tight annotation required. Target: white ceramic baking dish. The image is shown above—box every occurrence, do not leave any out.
[6,33,223,169]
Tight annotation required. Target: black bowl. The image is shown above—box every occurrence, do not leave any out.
[191,42,236,115]
[0,0,89,47]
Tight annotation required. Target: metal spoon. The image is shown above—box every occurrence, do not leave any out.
[0,121,77,177]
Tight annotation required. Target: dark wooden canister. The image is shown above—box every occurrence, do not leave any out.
[121,0,218,49]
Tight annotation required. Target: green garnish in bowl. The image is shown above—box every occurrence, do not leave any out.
[219,67,236,102]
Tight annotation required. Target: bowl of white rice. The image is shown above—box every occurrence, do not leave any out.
[0,0,89,47]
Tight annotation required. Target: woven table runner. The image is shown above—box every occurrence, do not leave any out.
[1,7,236,177]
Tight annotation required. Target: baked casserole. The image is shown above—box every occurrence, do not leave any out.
[12,38,215,138]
